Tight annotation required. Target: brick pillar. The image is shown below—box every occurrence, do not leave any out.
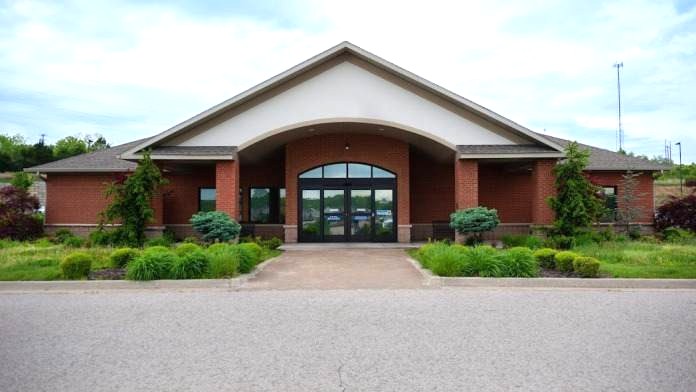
[454,159,478,243]
[397,148,411,243]
[284,146,298,243]
[530,159,557,225]
[215,160,239,221]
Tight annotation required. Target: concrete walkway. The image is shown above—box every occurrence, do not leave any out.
[242,249,426,290]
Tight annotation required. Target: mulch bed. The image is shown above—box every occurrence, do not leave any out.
[89,268,126,280]
[539,268,578,278]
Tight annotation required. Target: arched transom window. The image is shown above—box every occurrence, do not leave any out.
[299,163,396,179]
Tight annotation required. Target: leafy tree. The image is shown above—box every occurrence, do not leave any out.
[86,135,110,151]
[616,170,647,230]
[548,142,605,236]
[53,136,87,160]
[101,151,167,247]
[655,192,696,233]
[450,207,500,242]
[10,172,34,190]
[0,186,43,240]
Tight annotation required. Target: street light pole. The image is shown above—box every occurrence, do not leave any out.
[676,142,683,195]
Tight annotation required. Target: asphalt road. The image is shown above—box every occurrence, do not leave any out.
[1,288,695,392]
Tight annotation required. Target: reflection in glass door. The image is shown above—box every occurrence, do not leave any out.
[350,189,372,241]
[301,189,321,241]
[323,189,345,241]
[374,189,394,241]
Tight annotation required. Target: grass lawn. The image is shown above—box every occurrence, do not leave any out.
[0,240,281,281]
[574,241,696,279]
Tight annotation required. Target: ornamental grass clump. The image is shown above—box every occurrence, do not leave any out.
[428,245,466,277]
[126,249,178,281]
[170,250,209,279]
[416,242,450,270]
[174,243,203,256]
[554,251,580,273]
[500,247,538,277]
[206,244,240,278]
[533,248,558,269]
[109,247,140,268]
[461,245,502,277]
[60,252,92,279]
[235,245,261,273]
[573,256,601,278]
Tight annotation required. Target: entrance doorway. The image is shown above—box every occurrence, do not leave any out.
[298,163,396,242]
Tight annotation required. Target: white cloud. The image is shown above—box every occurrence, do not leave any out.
[0,0,695,162]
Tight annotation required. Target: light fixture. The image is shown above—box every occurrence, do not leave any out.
[345,143,350,150]
[308,128,315,132]
[377,127,384,131]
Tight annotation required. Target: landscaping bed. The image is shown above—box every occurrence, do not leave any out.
[0,236,282,281]
[410,232,696,279]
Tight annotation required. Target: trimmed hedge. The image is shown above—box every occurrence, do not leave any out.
[555,251,579,273]
[533,248,558,269]
[60,252,92,279]
[573,256,600,278]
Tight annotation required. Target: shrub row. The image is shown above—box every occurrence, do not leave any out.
[417,243,538,278]
[531,248,600,278]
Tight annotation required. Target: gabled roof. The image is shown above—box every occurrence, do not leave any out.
[121,41,564,159]
[539,133,671,171]
[24,140,142,173]
[457,144,563,158]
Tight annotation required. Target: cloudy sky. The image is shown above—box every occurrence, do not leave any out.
[1,0,695,162]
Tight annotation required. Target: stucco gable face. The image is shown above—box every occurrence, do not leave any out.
[163,57,534,150]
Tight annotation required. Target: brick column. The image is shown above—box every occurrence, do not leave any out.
[530,159,557,225]
[454,159,478,209]
[454,159,478,243]
[215,160,239,221]
[397,149,411,243]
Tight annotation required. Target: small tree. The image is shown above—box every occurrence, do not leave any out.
[655,192,696,233]
[101,151,167,247]
[0,186,43,240]
[10,172,34,190]
[616,170,647,231]
[190,211,241,243]
[548,142,605,236]
[450,207,500,243]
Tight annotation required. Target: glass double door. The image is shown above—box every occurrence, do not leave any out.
[300,187,395,242]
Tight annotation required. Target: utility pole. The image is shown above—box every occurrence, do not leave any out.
[676,142,683,195]
[39,133,46,145]
[613,62,624,152]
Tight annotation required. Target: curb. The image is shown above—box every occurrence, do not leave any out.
[405,257,696,290]
[0,253,282,293]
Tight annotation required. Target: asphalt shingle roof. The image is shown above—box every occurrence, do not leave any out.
[151,146,237,156]
[457,144,558,154]
[24,139,143,173]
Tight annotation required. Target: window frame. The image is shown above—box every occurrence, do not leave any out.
[198,187,217,212]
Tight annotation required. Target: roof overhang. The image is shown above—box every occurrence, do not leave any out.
[23,167,134,173]
[121,146,237,161]
[459,152,565,159]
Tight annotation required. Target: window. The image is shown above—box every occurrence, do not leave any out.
[199,188,216,212]
[600,186,617,221]
[250,188,271,223]
[249,187,285,224]
[298,163,395,179]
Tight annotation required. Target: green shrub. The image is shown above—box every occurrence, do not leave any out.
[190,211,241,242]
[183,236,201,244]
[239,242,263,260]
[662,227,695,244]
[89,229,118,246]
[627,226,642,240]
[170,250,209,279]
[573,256,600,278]
[416,242,450,269]
[555,251,580,273]
[54,229,74,244]
[550,235,575,250]
[428,245,466,277]
[260,237,283,250]
[207,245,240,278]
[450,207,500,242]
[461,245,502,277]
[144,245,170,254]
[145,235,173,248]
[533,248,558,269]
[109,248,139,268]
[235,245,260,273]
[501,234,542,249]
[126,250,178,280]
[500,247,538,277]
[63,236,85,248]
[60,252,92,279]
[207,242,231,253]
[175,243,202,256]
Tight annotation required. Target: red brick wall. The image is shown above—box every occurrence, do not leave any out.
[531,159,557,224]
[478,165,533,223]
[215,160,239,220]
[586,171,655,223]
[454,159,478,209]
[285,134,410,226]
[45,173,116,224]
[161,168,215,224]
[240,156,285,222]
[410,150,454,223]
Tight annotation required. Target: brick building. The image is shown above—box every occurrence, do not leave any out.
[25,42,667,242]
